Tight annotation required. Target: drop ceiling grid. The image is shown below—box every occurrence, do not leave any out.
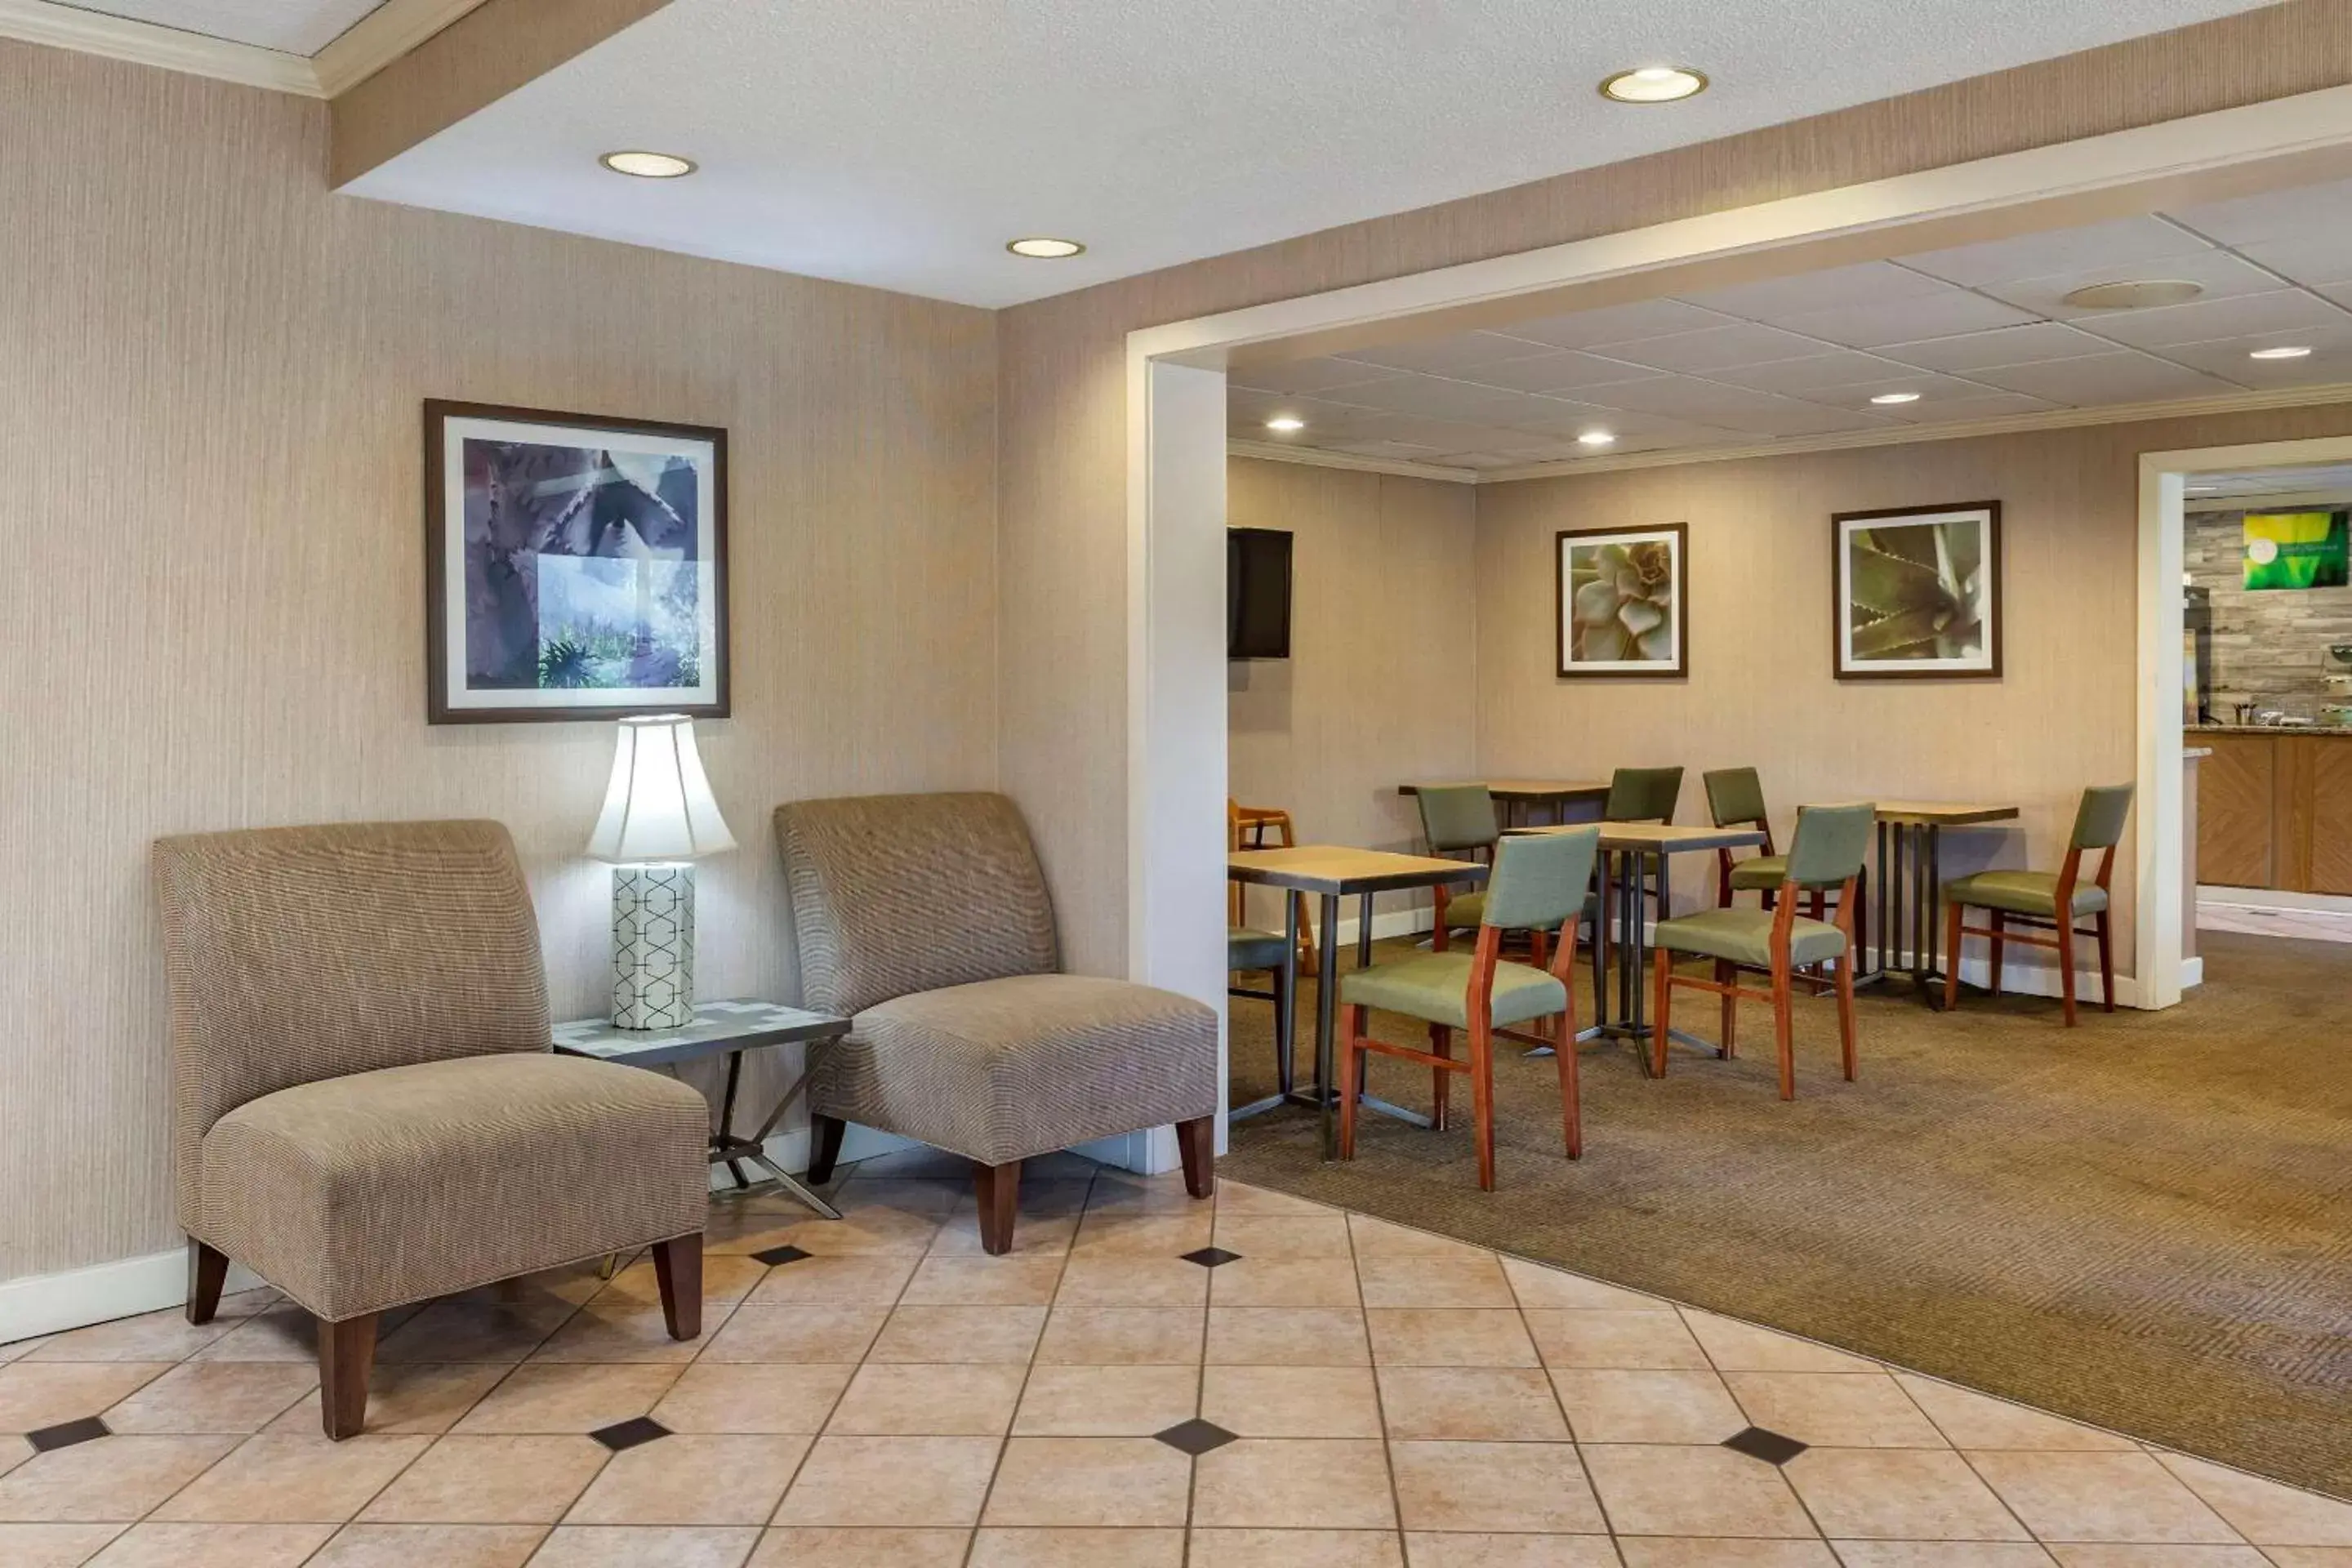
[1232,188,2352,470]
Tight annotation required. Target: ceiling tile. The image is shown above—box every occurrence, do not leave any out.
[1978,247,2281,318]
[1228,356,1408,395]
[1962,351,2239,404]
[1766,290,2040,348]
[1778,372,2016,412]
[1446,350,1664,394]
[1310,375,1539,422]
[1869,392,2064,424]
[1674,261,1955,323]
[1333,332,1561,375]
[1493,299,1737,350]
[2072,287,2351,350]
[1872,322,2117,372]
[1700,350,1913,392]
[1323,439,1454,462]
[2150,322,2352,383]
[2164,178,2352,247]
[1587,322,1839,373]
[2236,233,2352,289]
[1900,216,2212,287]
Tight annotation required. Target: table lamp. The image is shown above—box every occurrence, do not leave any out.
[587,714,737,1030]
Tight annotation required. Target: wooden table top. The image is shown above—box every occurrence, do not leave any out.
[1869,801,2020,826]
[1227,845,1487,896]
[1507,822,1765,853]
[1398,778,1611,801]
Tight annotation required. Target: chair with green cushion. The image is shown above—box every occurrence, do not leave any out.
[1704,767,1786,906]
[1414,784,1499,952]
[1942,784,2132,1027]
[1650,802,1872,1101]
[1227,927,1296,1114]
[1337,826,1602,1191]
[1604,764,1683,929]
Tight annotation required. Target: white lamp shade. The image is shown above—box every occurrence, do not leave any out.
[587,715,737,862]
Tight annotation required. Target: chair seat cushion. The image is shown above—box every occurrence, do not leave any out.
[1654,908,1846,969]
[1228,926,1291,973]
[1727,854,1788,892]
[1947,870,2107,917]
[199,1053,710,1321]
[822,974,1218,1167]
[1339,953,1567,1031]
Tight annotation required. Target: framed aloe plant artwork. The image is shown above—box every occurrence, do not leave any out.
[1556,523,1688,678]
[425,400,729,724]
[1833,501,2002,680]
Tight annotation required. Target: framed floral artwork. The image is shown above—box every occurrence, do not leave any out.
[425,400,729,724]
[1833,501,2001,679]
[1556,523,1688,678]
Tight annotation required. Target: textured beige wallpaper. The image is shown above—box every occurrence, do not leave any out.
[999,0,2352,981]
[1225,459,1477,932]
[0,42,998,1283]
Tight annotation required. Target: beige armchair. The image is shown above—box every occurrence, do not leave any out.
[775,792,1218,1253]
[153,820,711,1439]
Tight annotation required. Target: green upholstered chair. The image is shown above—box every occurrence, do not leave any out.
[1414,783,1501,951]
[1942,784,2132,1026]
[1336,826,1602,1191]
[1650,802,1872,1100]
[1228,925,1296,1105]
[1704,768,1785,905]
[1605,765,1683,922]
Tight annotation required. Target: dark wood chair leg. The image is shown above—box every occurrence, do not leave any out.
[1771,960,1797,1102]
[1836,945,1859,1083]
[1554,982,1582,1161]
[1175,1116,1215,1200]
[1337,1004,1365,1160]
[974,1160,1021,1254]
[1468,1017,1497,1192]
[1428,1023,1452,1130]
[2056,920,2079,1027]
[653,1234,703,1339]
[1987,910,2006,996]
[1650,947,1673,1078]
[185,1240,228,1325]
[1943,900,1967,1010]
[805,1115,847,1184]
[317,1313,377,1441]
[1715,959,1737,1058]
[2096,911,2116,1012]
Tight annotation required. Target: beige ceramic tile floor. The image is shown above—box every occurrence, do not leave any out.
[2,1150,2349,1568]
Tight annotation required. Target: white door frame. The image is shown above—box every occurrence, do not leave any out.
[1124,85,2352,1152]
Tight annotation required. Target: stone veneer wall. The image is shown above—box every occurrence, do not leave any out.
[2185,506,2352,719]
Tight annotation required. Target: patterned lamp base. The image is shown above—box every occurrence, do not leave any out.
[612,864,697,1030]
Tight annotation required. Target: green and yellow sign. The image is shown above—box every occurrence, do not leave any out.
[2243,510,2350,591]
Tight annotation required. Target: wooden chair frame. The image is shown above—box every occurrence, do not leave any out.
[1337,924,1582,1192]
[1231,799,1316,973]
[1650,875,1860,1102]
[1941,841,2117,1026]
[1713,807,1864,998]
[1428,842,1494,954]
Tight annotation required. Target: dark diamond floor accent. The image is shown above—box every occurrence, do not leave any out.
[26,1417,109,1453]
[1180,1246,1242,1269]
[1722,1425,1809,1465]
[590,1416,672,1452]
[751,1245,813,1267]
[1154,1418,1238,1456]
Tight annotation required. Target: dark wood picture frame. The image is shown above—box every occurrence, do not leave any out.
[1832,500,2002,681]
[425,399,730,724]
[1555,522,1690,679]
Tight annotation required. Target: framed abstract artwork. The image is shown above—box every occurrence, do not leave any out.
[1557,523,1688,678]
[1833,501,2002,680]
[425,400,729,724]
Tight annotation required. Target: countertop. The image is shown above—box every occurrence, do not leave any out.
[2186,724,2352,737]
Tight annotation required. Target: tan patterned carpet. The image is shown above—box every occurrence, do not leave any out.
[1223,929,2352,1499]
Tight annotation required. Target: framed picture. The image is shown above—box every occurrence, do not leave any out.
[1557,523,1688,677]
[1833,501,2002,680]
[425,400,728,724]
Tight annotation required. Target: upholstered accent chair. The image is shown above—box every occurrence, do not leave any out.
[153,821,711,1440]
[1649,802,1873,1100]
[1942,784,2133,1025]
[776,792,1218,1252]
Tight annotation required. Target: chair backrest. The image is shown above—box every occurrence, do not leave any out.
[1416,784,1499,853]
[1483,826,1603,932]
[152,819,551,1228]
[1606,766,1683,823]
[2070,784,2135,851]
[775,792,1058,1017]
[1785,803,1876,888]
[1703,767,1767,828]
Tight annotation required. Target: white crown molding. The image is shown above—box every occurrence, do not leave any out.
[1225,437,1479,484]
[0,0,488,97]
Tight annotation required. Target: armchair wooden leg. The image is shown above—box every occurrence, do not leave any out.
[2056,920,2079,1027]
[1428,1023,1453,1131]
[974,1160,1022,1254]
[1337,1004,1366,1160]
[653,1234,703,1339]
[1468,1017,1498,1192]
[1715,959,1736,1058]
[1836,945,1859,1083]
[1650,947,1673,1079]
[1175,1116,1215,1200]
[806,1115,847,1184]
[1943,901,1966,1011]
[1771,960,1796,1102]
[185,1240,227,1325]
[318,1313,377,1441]
[1987,910,2005,996]
[2096,911,2116,1012]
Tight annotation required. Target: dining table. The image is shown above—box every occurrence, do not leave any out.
[1398,778,1611,830]
[1227,844,1488,1158]
[1862,801,2021,1005]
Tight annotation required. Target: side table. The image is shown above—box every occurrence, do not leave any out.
[554,999,851,1220]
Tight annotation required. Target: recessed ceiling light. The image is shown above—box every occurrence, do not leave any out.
[2060,279,2203,310]
[1599,65,1708,104]
[1007,237,1085,259]
[599,150,697,179]
[1577,430,1617,446]
[1265,416,1306,433]
[2249,345,2314,360]
[1869,391,1922,405]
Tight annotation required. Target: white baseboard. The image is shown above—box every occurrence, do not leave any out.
[2181,956,2205,988]
[1326,908,1433,946]
[2196,884,2352,913]
[0,1248,268,1347]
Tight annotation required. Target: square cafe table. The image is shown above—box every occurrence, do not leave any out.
[1398,778,1611,830]
[1227,844,1488,1158]
[1864,801,2021,1005]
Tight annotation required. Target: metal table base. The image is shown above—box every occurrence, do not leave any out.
[697,1048,843,1219]
[1577,846,1722,1072]
[1862,818,1950,1008]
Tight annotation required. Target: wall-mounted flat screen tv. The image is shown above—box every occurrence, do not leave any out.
[1228,528,1293,660]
